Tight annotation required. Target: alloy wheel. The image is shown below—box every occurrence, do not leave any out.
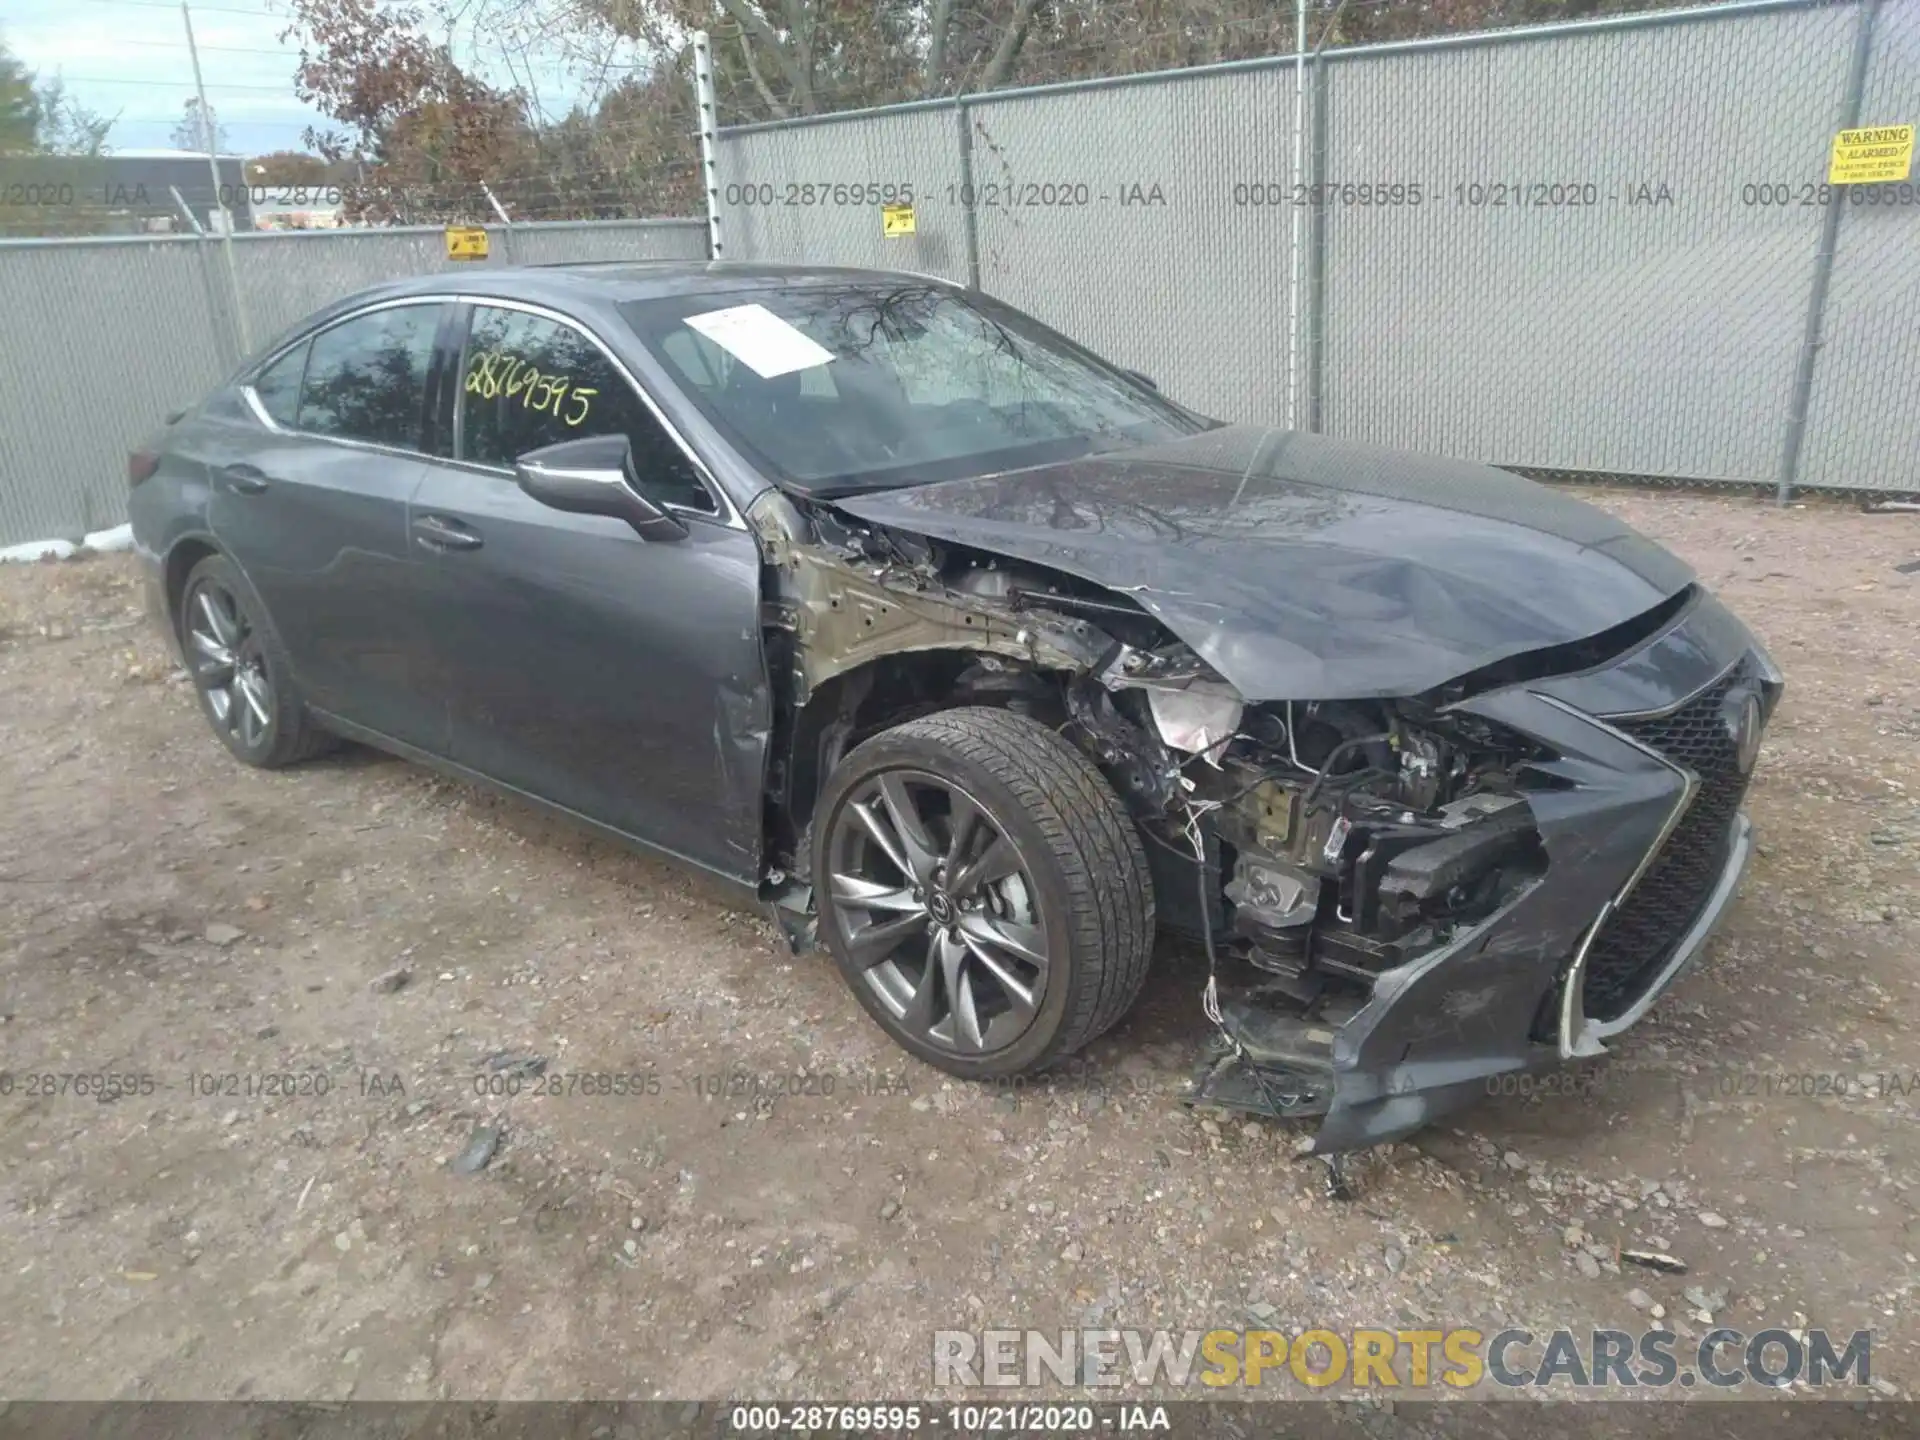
[824,768,1055,1055]
[185,579,273,752]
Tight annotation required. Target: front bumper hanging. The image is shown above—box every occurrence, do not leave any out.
[1190,597,1780,1154]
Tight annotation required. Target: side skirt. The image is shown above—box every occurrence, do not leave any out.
[308,708,766,911]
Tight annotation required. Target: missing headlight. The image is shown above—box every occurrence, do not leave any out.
[1184,700,1546,989]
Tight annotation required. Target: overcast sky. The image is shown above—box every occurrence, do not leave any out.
[4,0,621,157]
[5,0,325,154]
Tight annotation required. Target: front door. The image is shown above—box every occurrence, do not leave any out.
[408,300,770,883]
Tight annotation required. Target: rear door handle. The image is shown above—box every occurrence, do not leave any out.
[412,513,484,552]
[217,463,270,495]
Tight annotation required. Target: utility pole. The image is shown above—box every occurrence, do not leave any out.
[180,0,251,355]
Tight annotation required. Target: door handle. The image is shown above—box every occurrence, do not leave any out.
[412,513,484,552]
[217,463,270,495]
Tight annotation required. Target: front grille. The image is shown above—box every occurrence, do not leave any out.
[1579,669,1754,1022]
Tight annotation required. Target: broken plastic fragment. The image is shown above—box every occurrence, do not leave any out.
[1146,684,1243,757]
[1621,1248,1689,1275]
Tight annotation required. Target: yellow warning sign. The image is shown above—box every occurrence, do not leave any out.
[882,203,916,237]
[1828,124,1914,185]
[445,226,490,260]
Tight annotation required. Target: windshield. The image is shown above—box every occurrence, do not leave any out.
[620,281,1211,495]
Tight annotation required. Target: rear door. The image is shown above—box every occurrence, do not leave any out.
[204,299,451,750]
[406,299,770,883]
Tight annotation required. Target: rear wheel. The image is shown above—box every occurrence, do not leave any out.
[813,706,1154,1077]
[178,553,334,768]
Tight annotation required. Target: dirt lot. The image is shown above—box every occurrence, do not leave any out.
[0,489,1916,1410]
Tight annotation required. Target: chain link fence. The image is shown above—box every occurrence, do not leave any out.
[710,0,1919,498]
[1799,0,1920,490]
[0,218,707,549]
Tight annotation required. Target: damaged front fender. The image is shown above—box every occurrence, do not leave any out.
[749,490,1111,708]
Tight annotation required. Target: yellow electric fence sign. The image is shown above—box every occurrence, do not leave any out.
[445,226,490,260]
[1828,124,1914,184]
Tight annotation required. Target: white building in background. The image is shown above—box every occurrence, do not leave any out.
[249,201,347,230]
[0,148,253,234]
[240,156,351,230]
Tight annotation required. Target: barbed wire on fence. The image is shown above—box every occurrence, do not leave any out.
[699,0,1800,127]
[18,0,1837,238]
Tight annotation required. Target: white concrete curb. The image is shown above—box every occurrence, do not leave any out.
[0,523,134,565]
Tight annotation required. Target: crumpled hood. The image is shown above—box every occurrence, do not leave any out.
[832,425,1694,701]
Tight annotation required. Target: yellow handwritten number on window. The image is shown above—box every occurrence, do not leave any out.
[464,351,594,426]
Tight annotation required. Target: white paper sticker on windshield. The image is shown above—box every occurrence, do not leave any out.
[682,303,835,379]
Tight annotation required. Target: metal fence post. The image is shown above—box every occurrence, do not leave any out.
[481,182,516,264]
[167,185,241,372]
[1305,48,1329,434]
[1286,0,1308,430]
[956,97,982,290]
[693,32,724,260]
[1775,0,1881,504]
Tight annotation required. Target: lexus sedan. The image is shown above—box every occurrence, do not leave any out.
[129,261,1782,1152]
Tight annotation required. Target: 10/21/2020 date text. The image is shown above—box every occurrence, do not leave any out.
[728,1404,1171,1432]
[1,1067,918,1104]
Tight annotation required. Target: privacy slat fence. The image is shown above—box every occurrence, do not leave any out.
[0,219,707,548]
[5,0,1916,550]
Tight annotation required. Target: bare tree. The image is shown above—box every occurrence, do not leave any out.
[171,96,227,153]
[555,0,1051,121]
[649,0,1726,121]
[269,0,1730,219]
[36,77,115,156]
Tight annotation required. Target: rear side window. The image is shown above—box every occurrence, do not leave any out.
[297,304,444,450]
[458,305,715,513]
[251,341,307,427]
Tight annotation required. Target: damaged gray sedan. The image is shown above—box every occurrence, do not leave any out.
[128,262,1781,1153]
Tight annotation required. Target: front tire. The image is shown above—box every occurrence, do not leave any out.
[813,706,1155,1078]
[178,552,333,768]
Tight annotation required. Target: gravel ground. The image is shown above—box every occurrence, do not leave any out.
[0,488,1915,1411]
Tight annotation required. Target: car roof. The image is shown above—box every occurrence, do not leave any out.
[241,260,962,375]
[368,260,956,309]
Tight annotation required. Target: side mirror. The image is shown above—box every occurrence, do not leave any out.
[513,435,689,543]
[1121,367,1159,392]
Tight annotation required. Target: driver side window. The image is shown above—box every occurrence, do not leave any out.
[457,305,716,514]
